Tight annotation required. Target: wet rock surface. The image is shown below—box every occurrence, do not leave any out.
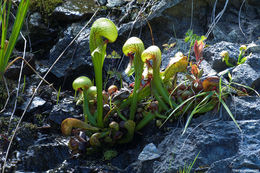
[204,41,240,72]
[53,0,99,22]
[1,0,260,172]
[48,96,82,128]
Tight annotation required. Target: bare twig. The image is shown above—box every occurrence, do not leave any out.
[238,0,246,38]
[2,9,100,173]
[211,0,218,25]
[5,56,57,92]
[9,31,26,126]
[189,0,194,29]
[116,0,153,72]
[205,0,229,38]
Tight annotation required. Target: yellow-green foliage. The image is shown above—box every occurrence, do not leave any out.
[30,0,63,17]
[103,150,118,160]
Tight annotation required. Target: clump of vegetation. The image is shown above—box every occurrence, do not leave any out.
[0,0,29,76]
[30,0,63,18]
[220,45,252,67]
[178,152,200,173]
[60,18,246,155]
[0,0,29,112]
[184,29,207,61]
[103,150,118,160]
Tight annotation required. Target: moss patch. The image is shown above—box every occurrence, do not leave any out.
[30,0,63,18]
[103,150,118,160]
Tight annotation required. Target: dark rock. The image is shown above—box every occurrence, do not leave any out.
[97,0,107,6]
[223,96,260,121]
[111,148,140,170]
[246,43,260,54]
[21,96,46,112]
[24,12,59,54]
[17,139,70,172]
[46,157,121,172]
[204,41,240,72]
[151,118,260,173]
[161,39,189,69]
[5,52,35,80]
[211,3,260,43]
[127,94,260,172]
[52,0,98,22]
[48,96,81,128]
[46,25,94,89]
[45,22,122,89]
[138,143,160,161]
[107,0,126,8]
[29,12,43,28]
[248,0,260,6]
[246,53,260,72]
[232,62,260,90]
[45,0,260,89]
[14,123,38,150]
[112,88,131,102]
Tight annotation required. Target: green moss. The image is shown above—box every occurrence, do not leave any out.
[30,0,63,17]
[103,150,118,160]
[35,114,45,125]
[0,117,19,134]
[23,122,37,130]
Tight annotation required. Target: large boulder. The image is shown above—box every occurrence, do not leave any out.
[127,96,260,172]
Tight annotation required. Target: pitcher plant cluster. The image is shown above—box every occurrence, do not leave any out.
[61,18,243,154]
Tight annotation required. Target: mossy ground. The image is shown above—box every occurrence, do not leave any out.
[29,0,63,18]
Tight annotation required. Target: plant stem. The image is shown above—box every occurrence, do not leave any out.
[153,61,178,109]
[129,63,143,120]
[94,65,104,128]
[151,86,168,111]
[83,89,96,126]
[155,79,177,108]
[136,112,156,131]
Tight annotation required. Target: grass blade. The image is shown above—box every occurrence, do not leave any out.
[160,91,210,128]
[182,91,213,135]
[219,96,242,132]
[230,82,260,97]
[2,0,30,73]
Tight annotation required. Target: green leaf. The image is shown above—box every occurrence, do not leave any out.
[106,50,121,59]
[219,96,241,132]
[184,36,190,43]
[197,68,204,78]
[89,18,118,128]
[136,112,156,131]
[182,91,214,135]
[239,57,247,64]
[163,53,188,82]
[2,0,30,73]
[228,72,232,82]
[160,92,210,128]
